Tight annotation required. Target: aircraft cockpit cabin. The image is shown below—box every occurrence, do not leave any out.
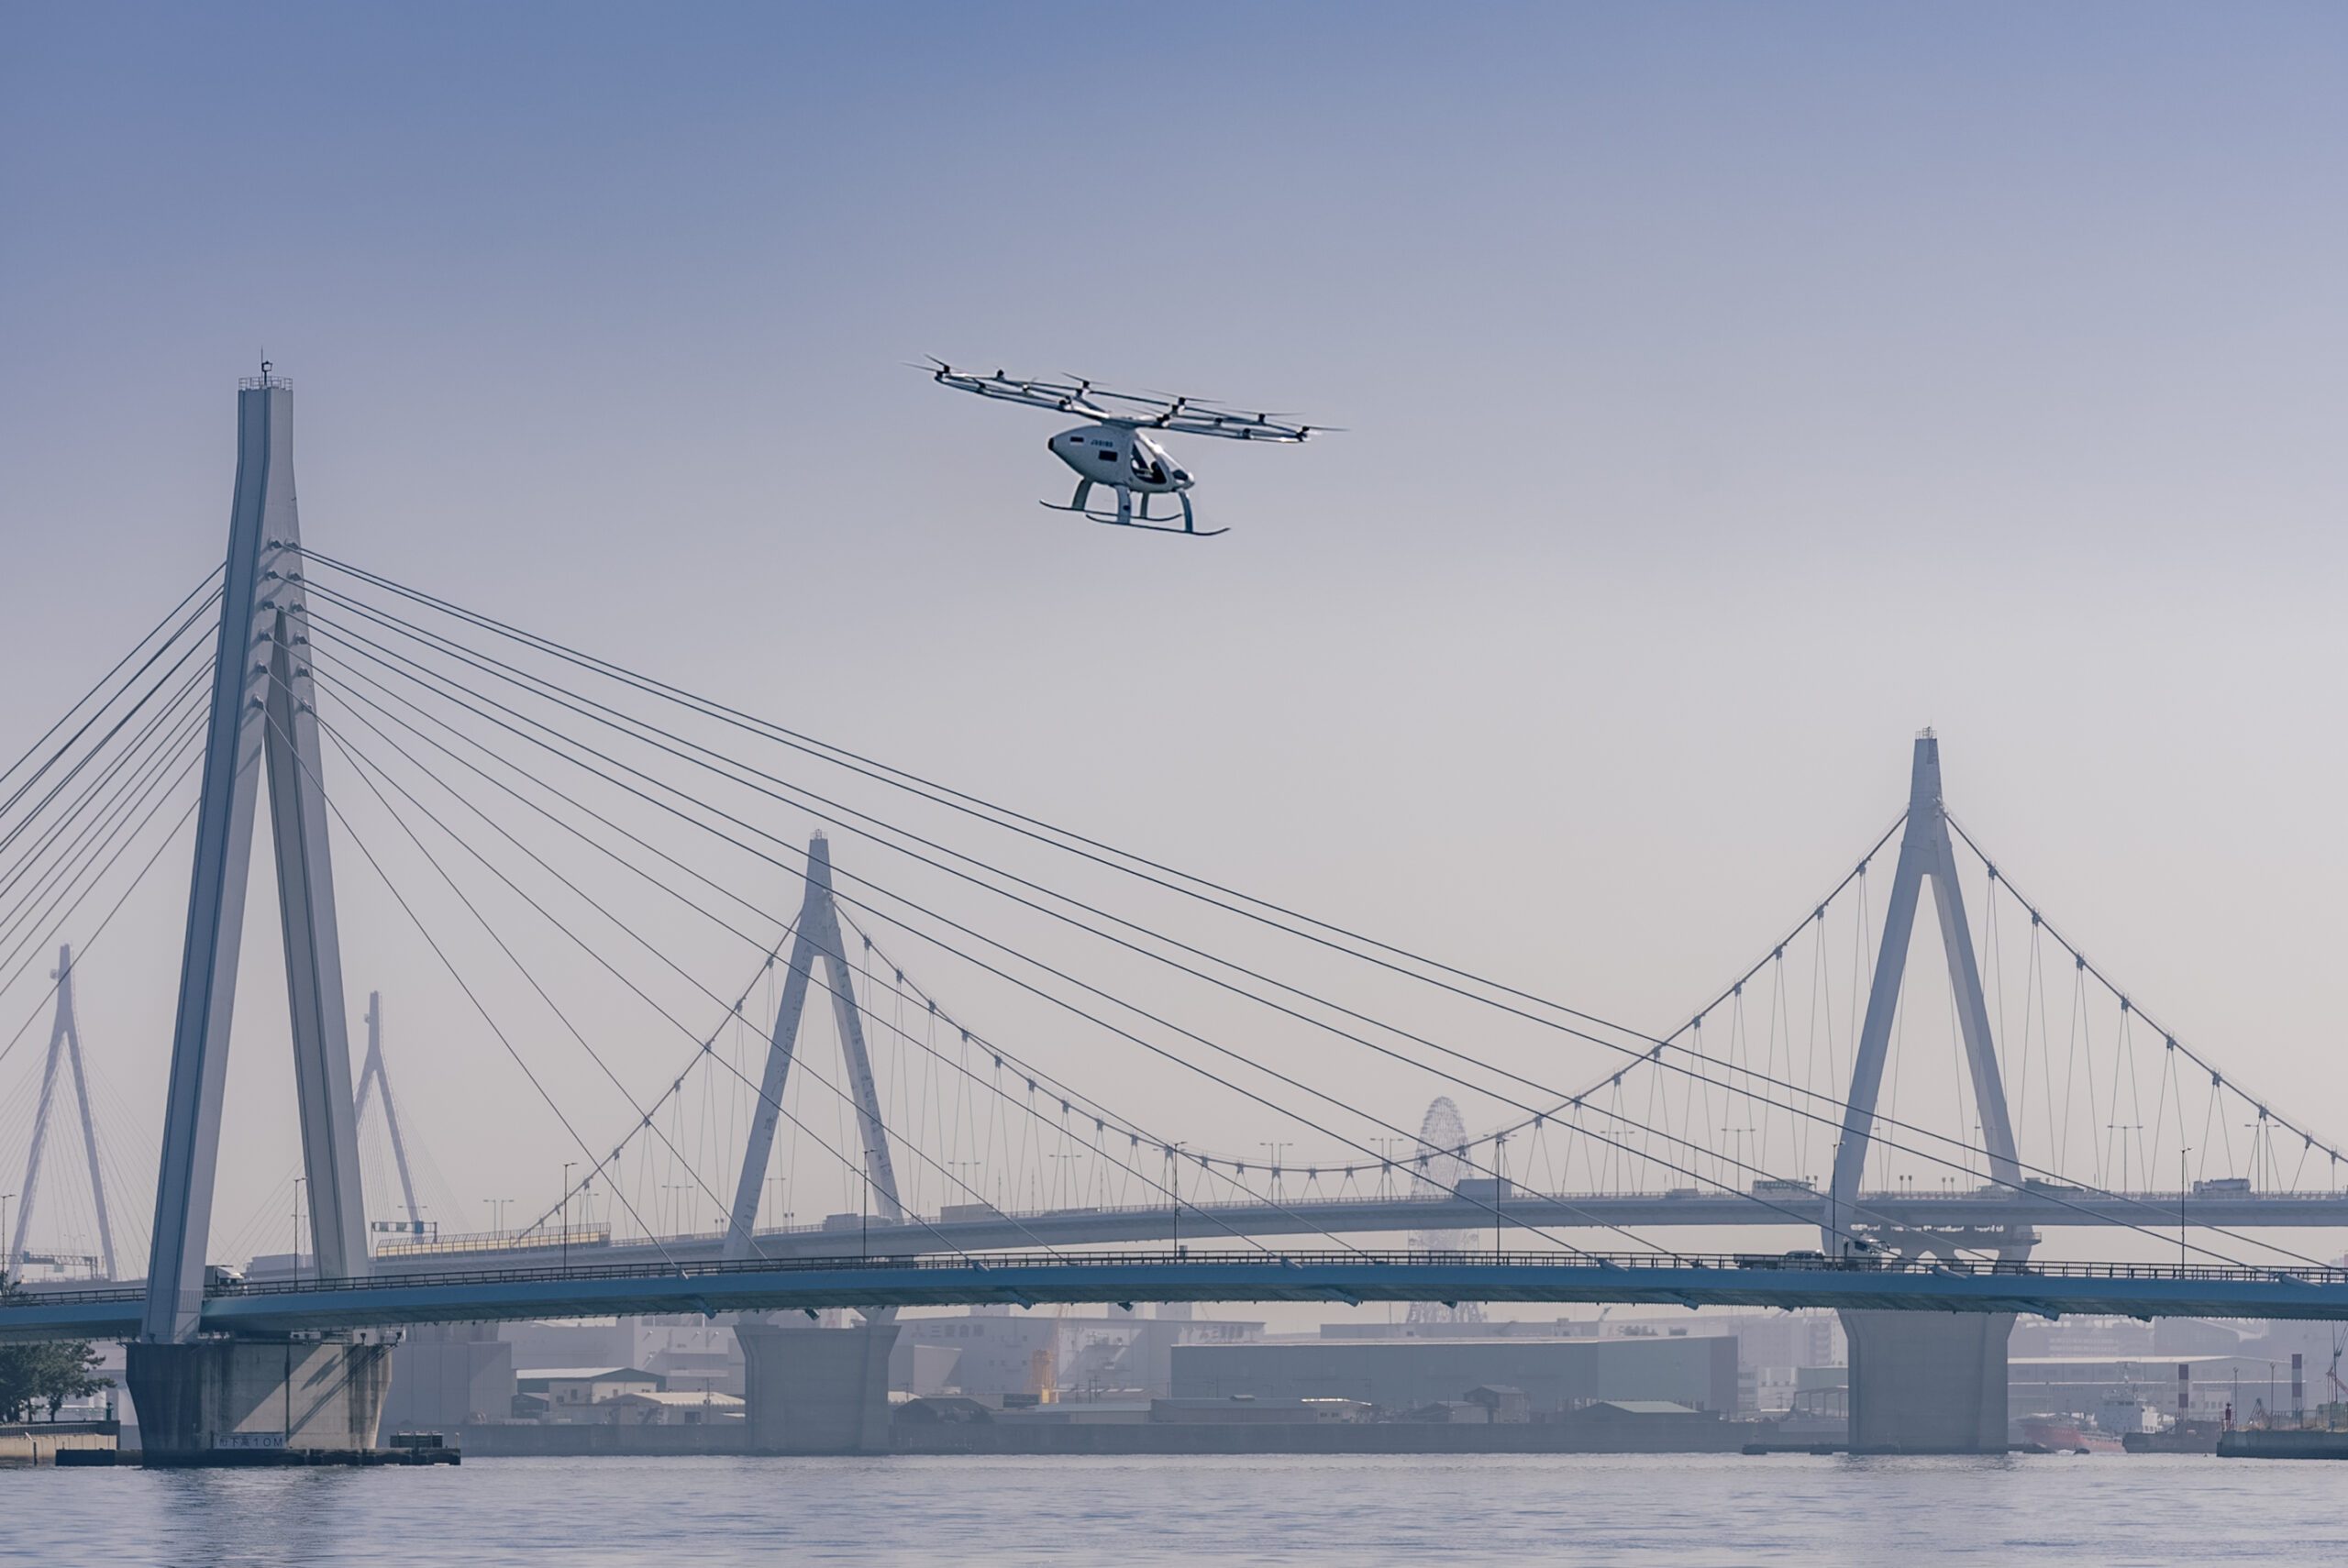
[1050,425,1188,494]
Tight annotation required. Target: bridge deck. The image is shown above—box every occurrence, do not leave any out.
[359,1189,2348,1275]
[7,1250,2347,1342]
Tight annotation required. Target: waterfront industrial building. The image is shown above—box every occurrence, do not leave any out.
[1170,1332,1740,1416]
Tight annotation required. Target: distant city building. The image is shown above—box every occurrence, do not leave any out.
[2009,1354,2298,1422]
[1464,1385,1531,1423]
[515,1366,664,1420]
[501,1316,741,1395]
[1173,1332,1736,1415]
[387,1323,512,1432]
[596,1390,745,1426]
[892,1306,1263,1400]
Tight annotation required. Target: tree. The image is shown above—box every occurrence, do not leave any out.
[0,1273,110,1422]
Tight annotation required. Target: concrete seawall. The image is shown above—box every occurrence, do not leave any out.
[0,1421,120,1465]
[452,1417,1749,1458]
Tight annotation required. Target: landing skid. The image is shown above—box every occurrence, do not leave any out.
[1055,507,1230,537]
[1042,480,1224,537]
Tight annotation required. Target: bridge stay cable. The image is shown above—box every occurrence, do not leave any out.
[286,624,1706,1257]
[513,914,798,1243]
[3,566,2327,1312]
[243,699,688,1276]
[0,569,221,825]
[0,718,212,990]
[297,646,1568,1257]
[286,550,1942,1087]
[287,618,1972,1262]
[282,584,2149,1209]
[305,637,1329,1207]
[0,662,216,951]
[294,551,2348,1227]
[0,684,211,971]
[273,672,1091,1271]
[309,707,753,1252]
[264,560,2330,1269]
[0,628,219,869]
[0,766,217,1083]
[291,584,1678,1122]
[0,712,217,1076]
[302,675,1349,1264]
[289,598,2242,1264]
[283,551,1725,1034]
[0,733,212,1069]
[289,551,2348,1192]
[281,597,2298,1267]
[304,701,1065,1268]
[0,652,216,900]
[1944,813,2343,1182]
[287,601,1822,1227]
[292,649,1319,1261]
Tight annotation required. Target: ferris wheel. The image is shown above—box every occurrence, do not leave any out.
[1405,1097,1487,1324]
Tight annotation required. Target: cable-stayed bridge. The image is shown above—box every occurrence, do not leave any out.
[2,372,2344,1456]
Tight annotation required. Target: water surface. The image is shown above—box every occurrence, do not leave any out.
[9,1452,2343,1566]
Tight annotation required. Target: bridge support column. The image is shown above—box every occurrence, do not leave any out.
[737,1320,899,1453]
[125,1336,391,1464]
[1841,1310,2011,1453]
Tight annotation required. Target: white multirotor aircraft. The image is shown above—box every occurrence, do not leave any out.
[926,359,1321,537]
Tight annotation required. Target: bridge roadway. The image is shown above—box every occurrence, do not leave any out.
[363,1187,2348,1275]
[6,1250,2348,1342]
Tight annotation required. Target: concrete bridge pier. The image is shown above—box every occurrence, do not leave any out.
[1840,1309,2012,1453]
[125,1334,392,1463]
[737,1318,900,1453]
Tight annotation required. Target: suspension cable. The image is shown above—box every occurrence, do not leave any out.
[276,562,2320,1263]
[308,650,1352,1250]
[313,707,1063,1266]
[287,602,2263,1261]
[290,628,1951,1257]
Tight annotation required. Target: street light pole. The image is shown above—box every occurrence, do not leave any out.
[2181,1145,2191,1268]
[1259,1143,1290,1201]
[292,1177,305,1284]
[562,1162,577,1274]
[1168,1145,1185,1257]
[1493,1133,1507,1263]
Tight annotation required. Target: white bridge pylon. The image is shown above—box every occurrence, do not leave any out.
[1825,731,2027,1262]
[725,832,903,1260]
[142,374,370,1343]
[10,944,117,1279]
[352,991,424,1235]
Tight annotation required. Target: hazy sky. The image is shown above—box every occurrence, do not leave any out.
[3,4,2345,1275]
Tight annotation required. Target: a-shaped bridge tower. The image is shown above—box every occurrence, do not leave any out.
[9,945,118,1280]
[1827,731,2031,1452]
[726,832,908,1451]
[127,371,387,1458]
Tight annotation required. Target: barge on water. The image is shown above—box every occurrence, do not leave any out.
[2217,1429,2348,1460]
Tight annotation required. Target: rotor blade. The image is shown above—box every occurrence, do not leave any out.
[924,364,1321,436]
[926,368,1108,416]
[1151,411,1318,441]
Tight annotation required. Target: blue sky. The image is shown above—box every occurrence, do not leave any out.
[3,5,2345,1262]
